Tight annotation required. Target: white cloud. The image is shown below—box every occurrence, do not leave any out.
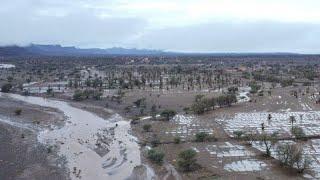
[98,0,320,27]
[1,0,320,52]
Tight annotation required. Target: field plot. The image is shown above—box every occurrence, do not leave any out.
[218,107,320,179]
[252,139,320,179]
[218,111,320,137]
[165,114,213,140]
[224,159,267,172]
[192,141,268,173]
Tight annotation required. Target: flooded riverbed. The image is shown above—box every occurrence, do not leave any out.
[0,64,15,68]
[0,93,150,180]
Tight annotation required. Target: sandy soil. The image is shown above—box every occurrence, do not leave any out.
[0,96,68,180]
[1,83,317,180]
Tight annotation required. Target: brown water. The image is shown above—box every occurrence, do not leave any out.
[1,93,151,180]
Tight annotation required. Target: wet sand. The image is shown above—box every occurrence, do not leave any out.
[0,93,155,180]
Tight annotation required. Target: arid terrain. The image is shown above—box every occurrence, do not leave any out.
[1,55,320,180]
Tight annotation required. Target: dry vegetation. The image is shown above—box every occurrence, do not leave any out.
[1,54,320,179]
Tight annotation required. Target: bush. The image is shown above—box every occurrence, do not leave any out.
[257,132,279,156]
[215,94,237,108]
[147,149,165,164]
[143,124,152,132]
[133,98,146,108]
[291,126,306,140]
[93,91,102,100]
[150,138,161,147]
[249,82,261,94]
[191,98,213,114]
[228,87,238,94]
[194,132,216,142]
[243,131,257,145]
[1,83,12,93]
[191,94,237,114]
[277,143,311,173]
[195,132,209,142]
[174,137,181,144]
[280,79,294,87]
[73,89,102,101]
[258,91,264,96]
[183,107,190,114]
[73,90,85,101]
[233,130,244,138]
[14,108,22,115]
[131,116,140,125]
[160,109,176,121]
[177,149,197,171]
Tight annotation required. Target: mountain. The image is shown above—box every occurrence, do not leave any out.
[0,46,35,56]
[0,44,167,57]
[0,44,303,57]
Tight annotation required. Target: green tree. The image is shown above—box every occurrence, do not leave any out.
[147,149,165,164]
[160,109,176,121]
[289,116,296,131]
[14,108,22,115]
[258,132,278,156]
[177,149,198,171]
[195,132,209,142]
[291,126,306,139]
[1,83,12,93]
[143,124,152,132]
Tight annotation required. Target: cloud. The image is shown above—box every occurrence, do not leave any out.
[0,1,147,47]
[1,0,320,53]
[133,22,320,53]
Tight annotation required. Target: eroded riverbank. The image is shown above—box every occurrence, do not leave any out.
[0,93,155,180]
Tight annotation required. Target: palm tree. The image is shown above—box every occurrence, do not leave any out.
[261,122,265,131]
[289,116,296,130]
[267,114,272,125]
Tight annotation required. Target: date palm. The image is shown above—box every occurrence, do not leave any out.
[289,116,296,131]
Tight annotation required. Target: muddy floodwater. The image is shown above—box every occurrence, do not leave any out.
[0,64,15,68]
[0,93,151,180]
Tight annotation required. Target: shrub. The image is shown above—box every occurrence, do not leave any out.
[133,98,146,108]
[243,131,257,145]
[150,138,161,147]
[249,82,261,94]
[14,108,22,115]
[258,91,264,96]
[131,116,140,125]
[177,149,197,171]
[195,132,213,142]
[228,86,238,94]
[73,90,85,101]
[73,89,102,101]
[174,137,181,144]
[1,83,12,93]
[191,98,213,114]
[291,126,306,140]
[143,124,152,132]
[147,149,165,164]
[277,143,311,173]
[183,107,190,114]
[280,79,294,87]
[191,94,237,115]
[93,91,102,100]
[160,109,176,121]
[195,132,208,142]
[233,130,244,138]
[257,132,279,157]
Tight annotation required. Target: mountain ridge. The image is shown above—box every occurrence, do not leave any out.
[0,44,305,57]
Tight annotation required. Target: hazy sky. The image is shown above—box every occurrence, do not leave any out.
[1,0,320,53]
